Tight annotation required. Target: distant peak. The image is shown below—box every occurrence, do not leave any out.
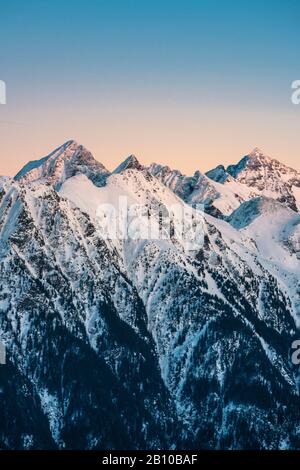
[51,140,90,156]
[60,139,77,148]
[44,139,81,158]
[14,140,109,188]
[113,154,144,174]
[226,148,272,178]
[249,147,263,156]
[247,147,270,160]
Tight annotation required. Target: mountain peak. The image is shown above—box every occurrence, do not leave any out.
[227,148,272,178]
[113,154,144,173]
[248,147,266,158]
[246,148,274,164]
[14,140,109,188]
[224,149,300,212]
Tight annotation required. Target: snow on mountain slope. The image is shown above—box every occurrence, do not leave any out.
[61,163,239,265]
[148,163,218,209]
[0,176,9,187]
[60,163,207,258]
[149,162,256,216]
[113,154,144,173]
[0,177,11,194]
[228,197,300,326]
[208,148,300,213]
[61,157,300,448]
[0,178,178,449]
[14,140,109,189]
[1,141,300,450]
[292,185,300,212]
[207,178,255,215]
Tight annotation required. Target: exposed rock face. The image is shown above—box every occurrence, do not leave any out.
[0,142,300,449]
[148,163,223,215]
[0,179,177,450]
[114,155,145,173]
[14,141,109,189]
[150,148,300,216]
[208,148,300,213]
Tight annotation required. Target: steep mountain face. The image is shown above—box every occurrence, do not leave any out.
[1,142,300,450]
[14,141,109,189]
[227,197,300,327]
[151,148,300,217]
[114,155,145,173]
[148,163,251,216]
[148,163,218,210]
[208,148,300,213]
[0,177,178,449]
[206,165,229,184]
[58,153,300,449]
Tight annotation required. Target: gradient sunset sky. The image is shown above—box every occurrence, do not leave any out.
[1,0,300,176]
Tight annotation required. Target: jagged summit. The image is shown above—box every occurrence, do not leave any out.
[149,163,177,175]
[1,139,300,450]
[10,141,300,215]
[248,147,268,158]
[208,148,297,183]
[206,148,300,212]
[113,154,144,173]
[14,140,109,188]
[147,162,222,213]
[14,140,77,180]
[226,147,297,178]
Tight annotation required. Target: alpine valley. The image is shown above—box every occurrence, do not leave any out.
[0,142,300,450]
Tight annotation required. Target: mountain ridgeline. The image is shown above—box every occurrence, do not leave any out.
[0,141,300,449]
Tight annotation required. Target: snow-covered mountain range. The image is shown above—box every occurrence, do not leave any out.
[0,141,300,449]
[150,148,300,216]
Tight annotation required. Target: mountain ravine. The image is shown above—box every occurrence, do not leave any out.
[0,141,300,450]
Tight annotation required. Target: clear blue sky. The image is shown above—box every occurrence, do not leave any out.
[1,0,300,175]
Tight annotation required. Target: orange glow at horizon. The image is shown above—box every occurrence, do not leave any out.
[1,103,299,177]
